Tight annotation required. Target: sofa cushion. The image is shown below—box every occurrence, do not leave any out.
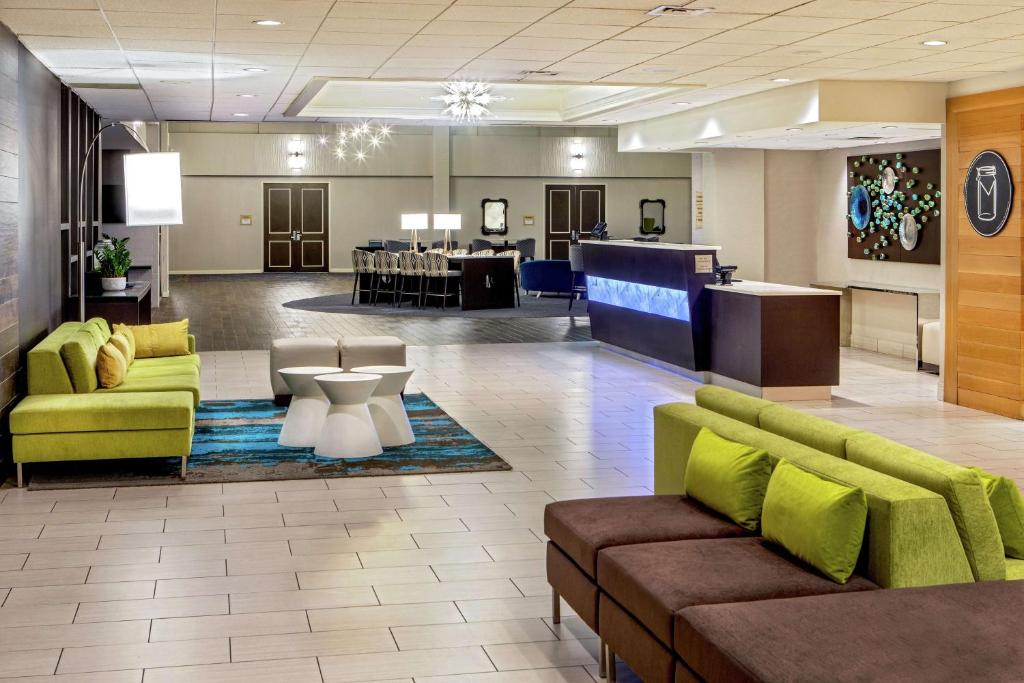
[96,342,127,389]
[762,460,867,584]
[129,319,191,358]
[847,432,1005,582]
[59,328,101,394]
[544,496,748,578]
[972,467,1024,560]
[757,404,861,458]
[695,386,770,427]
[684,428,771,531]
[113,324,137,363]
[1008,559,1024,580]
[128,356,201,379]
[97,371,201,407]
[598,537,877,647]
[108,333,133,367]
[655,403,975,588]
[675,581,1024,683]
[27,322,82,395]
[10,391,194,434]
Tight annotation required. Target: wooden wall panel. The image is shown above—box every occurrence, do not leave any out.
[946,86,1024,418]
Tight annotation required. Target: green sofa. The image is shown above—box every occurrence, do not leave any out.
[660,385,1023,582]
[10,318,200,487]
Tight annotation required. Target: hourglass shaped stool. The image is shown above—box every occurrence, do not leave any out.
[277,366,344,447]
[351,365,415,447]
[314,372,383,459]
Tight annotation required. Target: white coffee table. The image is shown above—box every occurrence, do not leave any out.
[277,366,343,447]
[351,365,416,447]
[314,372,383,459]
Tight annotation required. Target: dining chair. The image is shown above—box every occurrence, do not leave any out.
[350,249,377,305]
[473,248,495,256]
[471,238,493,253]
[384,239,409,253]
[450,248,469,256]
[568,243,587,311]
[504,249,523,307]
[397,251,426,308]
[422,252,461,310]
[515,238,536,261]
[372,250,402,305]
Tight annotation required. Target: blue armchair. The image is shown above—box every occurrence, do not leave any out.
[520,259,573,296]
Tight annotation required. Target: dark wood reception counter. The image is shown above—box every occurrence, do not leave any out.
[582,241,841,399]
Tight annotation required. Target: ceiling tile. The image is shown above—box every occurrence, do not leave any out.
[703,29,817,45]
[329,2,446,21]
[216,0,332,16]
[215,42,308,56]
[782,0,916,19]
[420,20,530,36]
[117,26,215,41]
[119,39,213,52]
[614,26,720,43]
[517,22,625,39]
[886,4,1017,22]
[104,11,213,29]
[437,5,554,22]
[215,28,315,43]
[543,8,647,26]
[100,0,214,11]
[320,17,429,33]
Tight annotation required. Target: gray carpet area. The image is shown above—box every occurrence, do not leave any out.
[283,291,589,319]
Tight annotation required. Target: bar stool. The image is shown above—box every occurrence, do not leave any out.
[277,366,344,447]
[314,373,383,458]
[351,365,415,447]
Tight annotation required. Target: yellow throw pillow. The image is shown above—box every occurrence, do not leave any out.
[96,342,127,388]
[128,319,190,358]
[108,332,133,366]
[112,324,137,363]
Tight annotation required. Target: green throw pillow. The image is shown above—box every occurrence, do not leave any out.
[971,467,1024,559]
[684,427,772,531]
[762,460,868,584]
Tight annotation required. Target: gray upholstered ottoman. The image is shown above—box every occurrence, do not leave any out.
[340,335,406,370]
[270,337,339,405]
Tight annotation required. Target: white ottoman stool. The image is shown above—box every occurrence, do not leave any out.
[352,365,415,447]
[314,373,383,459]
[277,366,343,447]
[340,336,406,371]
[271,338,339,405]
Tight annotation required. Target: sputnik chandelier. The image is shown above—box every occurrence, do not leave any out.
[316,120,392,162]
[433,81,506,123]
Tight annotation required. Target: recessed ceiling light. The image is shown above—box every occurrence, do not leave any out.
[771,77,791,83]
[237,94,256,98]
[232,113,249,117]
[672,101,690,106]
[786,127,802,132]
[881,125,898,129]
[253,19,282,26]
[922,40,946,47]
[243,67,267,73]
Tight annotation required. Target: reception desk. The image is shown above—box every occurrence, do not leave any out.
[582,241,840,399]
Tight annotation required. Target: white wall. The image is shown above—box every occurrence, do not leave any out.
[764,150,818,286]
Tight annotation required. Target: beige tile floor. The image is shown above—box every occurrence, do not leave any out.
[1,342,1021,682]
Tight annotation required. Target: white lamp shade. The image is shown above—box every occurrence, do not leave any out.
[433,213,461,231]
[124,152,183,226]
[401,213,428,230]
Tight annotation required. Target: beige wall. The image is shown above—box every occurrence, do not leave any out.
[764,150,818,286]
[168,124,693,273]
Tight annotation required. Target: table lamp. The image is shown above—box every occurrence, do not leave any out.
[433,213,461,253]
[401,213,428,252]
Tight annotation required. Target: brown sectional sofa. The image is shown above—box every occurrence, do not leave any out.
[545,387,1023,682]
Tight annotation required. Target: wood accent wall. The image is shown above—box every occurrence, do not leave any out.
[945,87,1024,418]
[0,27,19,417]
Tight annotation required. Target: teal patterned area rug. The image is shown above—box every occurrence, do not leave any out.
[27,394,509,489]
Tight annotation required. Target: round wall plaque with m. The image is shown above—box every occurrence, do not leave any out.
[964,150,1013,237]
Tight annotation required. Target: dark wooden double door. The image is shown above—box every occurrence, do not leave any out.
[545,184,605,260]
[264,183,329,272]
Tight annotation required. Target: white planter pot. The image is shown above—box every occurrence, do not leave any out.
[101,277,127,291]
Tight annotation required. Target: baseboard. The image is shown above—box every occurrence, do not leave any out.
[329,268,354,273]
[169,269,264,275]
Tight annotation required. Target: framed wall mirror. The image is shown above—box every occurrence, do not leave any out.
[640,198,666,235]
[481,198,508,235]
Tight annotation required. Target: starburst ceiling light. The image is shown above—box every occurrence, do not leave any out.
[329,120,393,164]
[433,82,506,123]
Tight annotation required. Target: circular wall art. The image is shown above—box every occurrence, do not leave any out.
[849,185,871,230]
[881,166,897,194]
[964,150,1013,237]
[899,213,919,251]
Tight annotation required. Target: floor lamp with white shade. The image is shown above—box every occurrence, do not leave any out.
[76,123,183,322]
[433,213,461,253]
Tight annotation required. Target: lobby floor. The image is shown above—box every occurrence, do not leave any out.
[1,343,1021,682]
[155,274,592,351]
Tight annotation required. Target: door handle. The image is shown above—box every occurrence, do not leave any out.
[291,231,300,241]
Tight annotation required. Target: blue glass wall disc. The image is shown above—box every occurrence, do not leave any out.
[850,185,871,230]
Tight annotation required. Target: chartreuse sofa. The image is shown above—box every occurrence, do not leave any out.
[544,385,1024,682]
[9,318,200,486]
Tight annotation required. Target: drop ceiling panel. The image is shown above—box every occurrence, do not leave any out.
[104,11,213,29]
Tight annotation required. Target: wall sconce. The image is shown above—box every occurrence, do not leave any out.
[287,138,306,171]
[570,139,586,175]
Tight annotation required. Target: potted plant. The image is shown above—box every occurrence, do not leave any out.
[96,234,132,291]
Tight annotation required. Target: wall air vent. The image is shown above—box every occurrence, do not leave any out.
[648,5,713,16]
[847,136,885,141]
[520,70,559,77]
